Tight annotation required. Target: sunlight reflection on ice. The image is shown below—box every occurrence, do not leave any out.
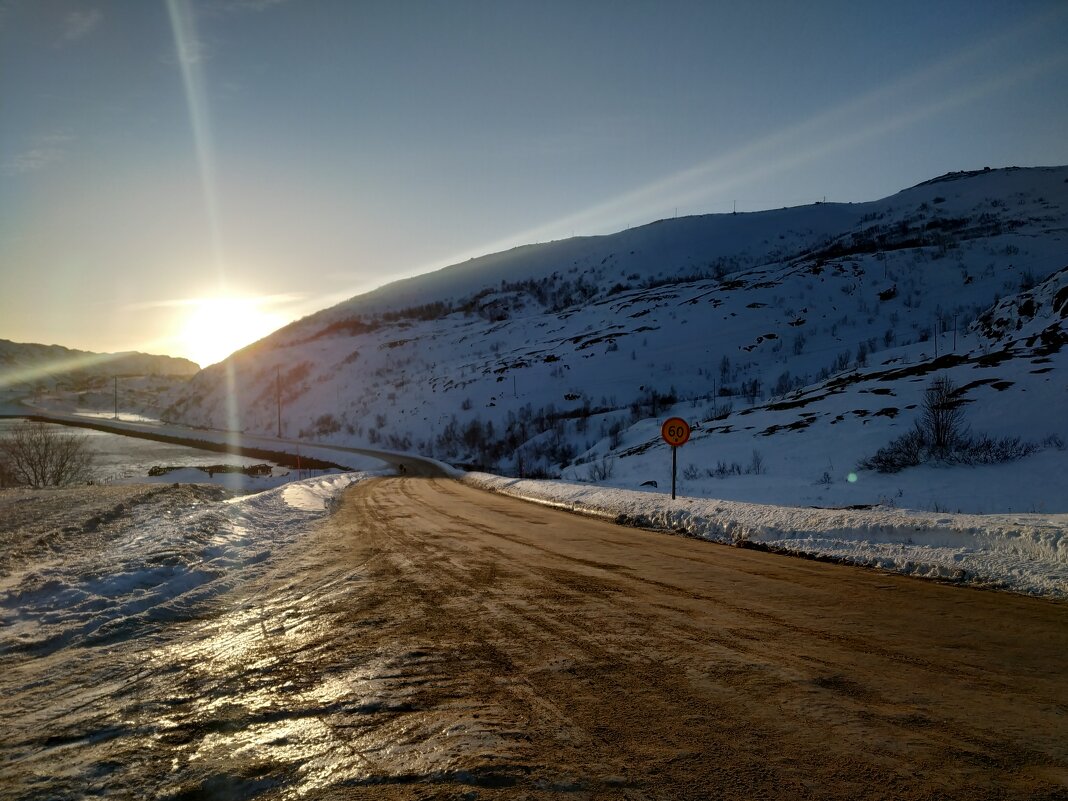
[2,471,523,796]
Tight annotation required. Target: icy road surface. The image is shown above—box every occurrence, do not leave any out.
[1,476,1066,800]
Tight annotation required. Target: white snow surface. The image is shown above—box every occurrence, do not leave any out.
[280,479,341,511]
[465,472,1068,598]
[0,472,371,657]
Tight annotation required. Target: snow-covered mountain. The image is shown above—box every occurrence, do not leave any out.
[0,339,198,387]
[166,166,1068,513]
[0,339,198,418]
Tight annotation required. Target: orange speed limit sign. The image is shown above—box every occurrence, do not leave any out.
[661,417,690,447]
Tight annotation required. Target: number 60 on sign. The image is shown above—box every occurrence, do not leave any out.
[661,417,690,447]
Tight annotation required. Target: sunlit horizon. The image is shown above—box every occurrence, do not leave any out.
[169,295,293,368]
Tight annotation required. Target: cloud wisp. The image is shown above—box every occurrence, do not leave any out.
[58,8,101,44]
[121,292,308,312]
[1,133,73,176]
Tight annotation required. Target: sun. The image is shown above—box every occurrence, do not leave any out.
[178,296,288,368]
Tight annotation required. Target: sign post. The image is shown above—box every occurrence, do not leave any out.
[661,417,691,500]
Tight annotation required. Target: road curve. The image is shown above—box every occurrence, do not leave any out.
[3,407,453,475]
[311,477,1067,800]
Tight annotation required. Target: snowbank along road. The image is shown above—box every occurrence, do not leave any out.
[1,475,1066,800]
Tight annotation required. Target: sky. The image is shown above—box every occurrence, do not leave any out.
[2,0,1067,367]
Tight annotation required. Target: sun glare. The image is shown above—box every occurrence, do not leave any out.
[178,296,287,368]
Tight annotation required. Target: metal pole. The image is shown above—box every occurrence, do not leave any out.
[276,367,282,438]
[671,446,677,500]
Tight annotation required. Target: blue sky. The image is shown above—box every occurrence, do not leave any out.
[2,0,1067,364]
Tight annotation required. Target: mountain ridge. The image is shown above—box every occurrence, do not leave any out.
[0,340,199,420]
[0,339,199,383]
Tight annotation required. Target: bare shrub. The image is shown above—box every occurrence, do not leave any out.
[0,421,95,487]
[860,376,1043,473]
[681,463,702,480]
[858,426,926,473]
[707,460,743,478]
[921,375,967,455]
[586,456,616,482]
[742,378,762,405]
[1042,433,1064,450]
[313,413,341,436]
[746,449,766,475]
[0,459,17,488]
[961,434,1038,464]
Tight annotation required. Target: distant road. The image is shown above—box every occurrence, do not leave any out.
[2,406,449,475]
[301,477,1066,799]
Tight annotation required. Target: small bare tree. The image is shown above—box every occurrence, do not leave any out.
[921,375,967,455]
[0,421,95,487]
[585,455,615,482]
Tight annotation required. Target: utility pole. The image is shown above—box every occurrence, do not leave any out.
[953,314,957,352]
[113,377,118,420]
[513,374,517,399]
[934,316,939,359]
[276,366,282,438]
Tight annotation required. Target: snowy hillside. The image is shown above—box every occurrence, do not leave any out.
[0,339,198,388]
[165,166,1068,513]
[0,339,198,421]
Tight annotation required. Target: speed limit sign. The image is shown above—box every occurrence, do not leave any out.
[661,417,690,499]
[661,417,691,447]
